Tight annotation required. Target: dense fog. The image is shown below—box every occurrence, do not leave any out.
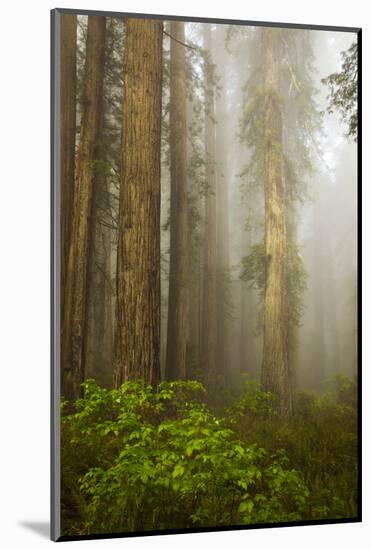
[158,25,357,390]
[63,16,358,398]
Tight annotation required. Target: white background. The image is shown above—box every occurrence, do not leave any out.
[0,0,368,548]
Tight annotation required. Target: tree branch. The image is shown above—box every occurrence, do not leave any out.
[163,30,199,51]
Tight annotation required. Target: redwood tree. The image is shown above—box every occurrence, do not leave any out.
[61,16,106,401]
[114,19,163,387]
[215,26,231,379]
[260,28,292,415]
[60,14,77,296]
[201,25,218,378]
[165,21,189,381]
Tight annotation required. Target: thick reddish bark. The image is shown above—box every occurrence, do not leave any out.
[61,16,106,401]
[113,19,163,387]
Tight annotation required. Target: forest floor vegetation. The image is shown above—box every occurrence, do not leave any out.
[61,374,358,536]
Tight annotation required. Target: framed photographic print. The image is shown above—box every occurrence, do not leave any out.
[51,7,361,542]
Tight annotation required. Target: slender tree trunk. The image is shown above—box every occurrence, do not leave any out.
[187,95,201,376]
[113,19,163,387]
[239,280,249,374]
[215,28,231,378]
[61,16,106,401]
[287,214,299,389]
[60,14,77,299]
[188,250,201,373]
[165,21,189,380]
[85,135,114,386]
[201,25,217,379]
[308,190,327,388]
[260,28,292,415]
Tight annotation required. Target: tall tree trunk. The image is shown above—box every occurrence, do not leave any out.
[201,25,217,379]
[113,19,163,387]
[239,280,249,374]
[61,16,106,401]
[188,243,201,374]
[260,28,292,415]
[187,93,202,376]
[165,22,189,380]
[85,135,114,386]
[60,14,77,300]
[215,27,231,378]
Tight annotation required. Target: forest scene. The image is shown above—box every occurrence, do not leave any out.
[57,11,359,538]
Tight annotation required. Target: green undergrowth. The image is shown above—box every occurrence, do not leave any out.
[61,374,358,536]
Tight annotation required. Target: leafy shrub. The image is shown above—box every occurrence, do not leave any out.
[61,380,309,535]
